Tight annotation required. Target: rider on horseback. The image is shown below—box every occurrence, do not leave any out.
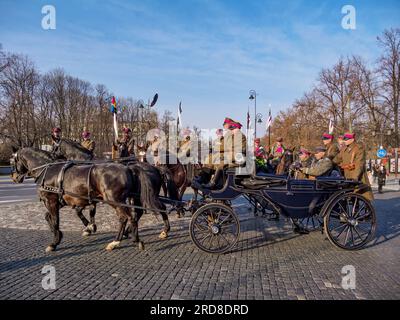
[81,130,96,153]
[51,127,62,153]
[115,127,136,158]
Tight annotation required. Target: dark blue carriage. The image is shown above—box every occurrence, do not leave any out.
[190,169,376,254]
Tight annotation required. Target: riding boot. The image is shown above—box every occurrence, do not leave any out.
[203,169,223,189]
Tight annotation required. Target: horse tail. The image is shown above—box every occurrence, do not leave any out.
[158,166,179,201]
[131,164,165,213]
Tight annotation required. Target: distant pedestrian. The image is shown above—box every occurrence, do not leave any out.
[377,165,387,194]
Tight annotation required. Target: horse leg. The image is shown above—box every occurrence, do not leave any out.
[44,203,63,252]
[159,208,170,239]
[130,203,145,250]
[176,185,187,218]
[75,206,92,237]
[87,204,97,234]
[75,206,89,227]
[105,206,129,251]
[162,182,168,197]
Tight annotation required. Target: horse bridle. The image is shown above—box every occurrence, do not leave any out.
[10,151,28,182]
[11,151,50,183]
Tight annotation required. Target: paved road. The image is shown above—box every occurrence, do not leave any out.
[0,190,399,300]
[0,176,37,205]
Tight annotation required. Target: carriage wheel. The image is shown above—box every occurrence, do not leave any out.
[324,193,376,250]
[189,203,240,254]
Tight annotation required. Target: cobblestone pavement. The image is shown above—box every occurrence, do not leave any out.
[0,191,399,300]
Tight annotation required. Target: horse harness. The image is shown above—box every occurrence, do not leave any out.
[37,161,95,206]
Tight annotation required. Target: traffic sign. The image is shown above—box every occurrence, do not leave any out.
[377,148,387,158]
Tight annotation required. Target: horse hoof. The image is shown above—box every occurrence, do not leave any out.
[45,246,55,253]
[89,224,97,233]
[82,230,91,237]
[159,231,168,239]
[138,241,145,251]
[105,241,121,251]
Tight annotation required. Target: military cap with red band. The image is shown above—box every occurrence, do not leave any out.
[344,133,355,139]
[322,133,333,140]
[298,148,311,155]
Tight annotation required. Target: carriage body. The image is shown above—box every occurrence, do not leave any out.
[190,170,376,254]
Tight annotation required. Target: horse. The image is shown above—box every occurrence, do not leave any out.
[57,138,179,239]
[155,150,201,217]
[10,147,166,252]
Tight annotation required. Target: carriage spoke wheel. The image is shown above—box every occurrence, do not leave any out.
[324,193,376,250]
[190,203,240,254]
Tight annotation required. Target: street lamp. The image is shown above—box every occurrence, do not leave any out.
[249,90,257,141]
[137,93,158,144]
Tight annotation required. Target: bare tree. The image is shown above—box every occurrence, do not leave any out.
[377,28,400,147]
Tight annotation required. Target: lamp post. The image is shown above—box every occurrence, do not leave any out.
[137,93,158,144]
[249,90,257,141]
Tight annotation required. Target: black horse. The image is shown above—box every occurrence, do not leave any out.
[55,138,179,239]
[11,147,166,252]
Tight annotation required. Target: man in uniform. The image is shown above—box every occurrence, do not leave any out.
[333,133,373,201]
[295,148,313,179]
[269,137,286,168]
[300,146,333,178]
[322,133,339,160]
[51,127,62,153]
[178,129,192,160]
[149,129,163,165]
[81,130,96,153]
[202,118,247,188]
[337,135,345,151]
[116,127,136,158]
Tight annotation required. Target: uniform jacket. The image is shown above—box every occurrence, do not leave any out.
[326,142,339,160]
[81,139,95,152]
[333,142,373,200]
[303,157,332,177]
[296,156,314,179]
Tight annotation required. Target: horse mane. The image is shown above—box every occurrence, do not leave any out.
[20,147,54,162]
[61,138,92,155]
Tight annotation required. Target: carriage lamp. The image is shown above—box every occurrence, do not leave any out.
[256,113,263,124]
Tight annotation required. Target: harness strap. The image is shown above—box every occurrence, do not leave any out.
[56,161,75,205]
[87,165,95,204]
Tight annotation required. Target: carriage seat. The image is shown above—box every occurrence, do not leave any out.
[240,174,287,189]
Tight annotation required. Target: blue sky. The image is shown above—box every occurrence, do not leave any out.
[0,0,399,133]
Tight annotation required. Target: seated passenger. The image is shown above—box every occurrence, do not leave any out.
[294,148,314,179]
[299,146,332,178]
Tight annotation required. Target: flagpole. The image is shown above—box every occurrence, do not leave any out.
[268,108,271,152]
